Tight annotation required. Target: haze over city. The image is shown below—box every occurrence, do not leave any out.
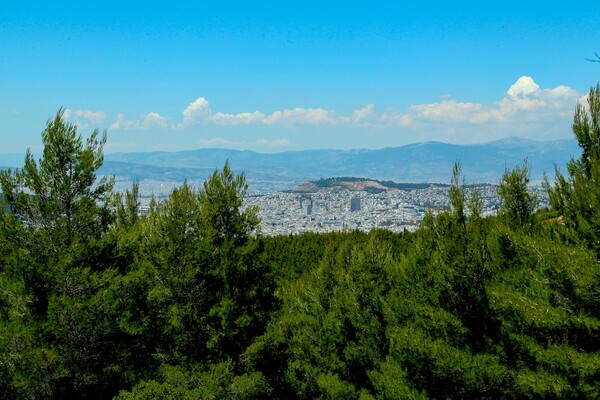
[2,1,599,154]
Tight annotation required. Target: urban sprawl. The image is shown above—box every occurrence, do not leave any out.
[118,178,548,236]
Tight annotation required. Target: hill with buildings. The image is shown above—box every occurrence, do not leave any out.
[289,177,449,194]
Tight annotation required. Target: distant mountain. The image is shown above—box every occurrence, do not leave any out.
[101,160,296,185]
[0,138,581,191]
[103,137,580,185]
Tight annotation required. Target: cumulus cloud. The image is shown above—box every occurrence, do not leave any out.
[175,77,580,131]
[507,76,540,97]
[393,76,582,126]
[352,104,375,122]
[406,100,483,122]
[263,107,338,125]
[107,75,583,145]
[110,112,168,130]
[380,110,412,126]
[63,108,107,127]
[212,111,266,125]
[174,98,377,128]
[177,97,211,129]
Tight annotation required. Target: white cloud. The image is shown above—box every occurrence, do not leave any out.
[212,111,266,125]
[141,112,168,129]
[178,97,211,129]
[107,76,582,145]
[393,76,582,126]
[380,110,412,126]
[262,107,338,125]
[63,108,107,128]
[352,104,375,122]
[110,113,131,130]
[406,100,483,122]
[110,112,168,130]
[577,93,591,111]
[171,97,377,128]
[507,76,540,97]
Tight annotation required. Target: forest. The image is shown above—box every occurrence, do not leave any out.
[0,84,599,399]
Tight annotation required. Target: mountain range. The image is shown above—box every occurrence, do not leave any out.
[0,137,581,192]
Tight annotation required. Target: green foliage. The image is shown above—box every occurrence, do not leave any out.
[0,109,114,249]
[449,161,466,223]
[1,106,600,399]
[368,361,427,399]
[387,325,510,398]
[307,177,447,191]
[199,160,259,245]
[498,160,538,229]
[115,180,141,228]
[243,237,396,398]
[115,362,268,400]
[546,83,600,255]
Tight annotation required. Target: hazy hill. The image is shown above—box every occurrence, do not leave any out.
[104,137,579,184]
[0,138,580,190]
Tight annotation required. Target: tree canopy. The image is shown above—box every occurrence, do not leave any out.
[0,109,113,250]
[546,83,600,255]
[1,98,599,399]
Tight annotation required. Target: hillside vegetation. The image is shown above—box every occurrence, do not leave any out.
[0,85,599,399]
[289,177,448,194]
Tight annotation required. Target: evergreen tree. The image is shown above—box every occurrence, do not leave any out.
[0,110,118,398]
[497,160,538,229]
[198,160,259,246]
[0,109,114,251]
[449,161,466,224]
[545,83,600,254]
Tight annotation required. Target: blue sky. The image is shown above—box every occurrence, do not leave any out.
[1,1,599,153]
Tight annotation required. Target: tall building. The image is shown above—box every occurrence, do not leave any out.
[306,197,313,215]
[350,196,361,212]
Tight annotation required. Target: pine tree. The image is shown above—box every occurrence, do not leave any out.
[545,83,600,254]
[497,160,538,229]
[0,109,114,251]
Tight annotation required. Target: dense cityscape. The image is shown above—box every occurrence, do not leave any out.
[116,177,549,235]
[247,184,549,235]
